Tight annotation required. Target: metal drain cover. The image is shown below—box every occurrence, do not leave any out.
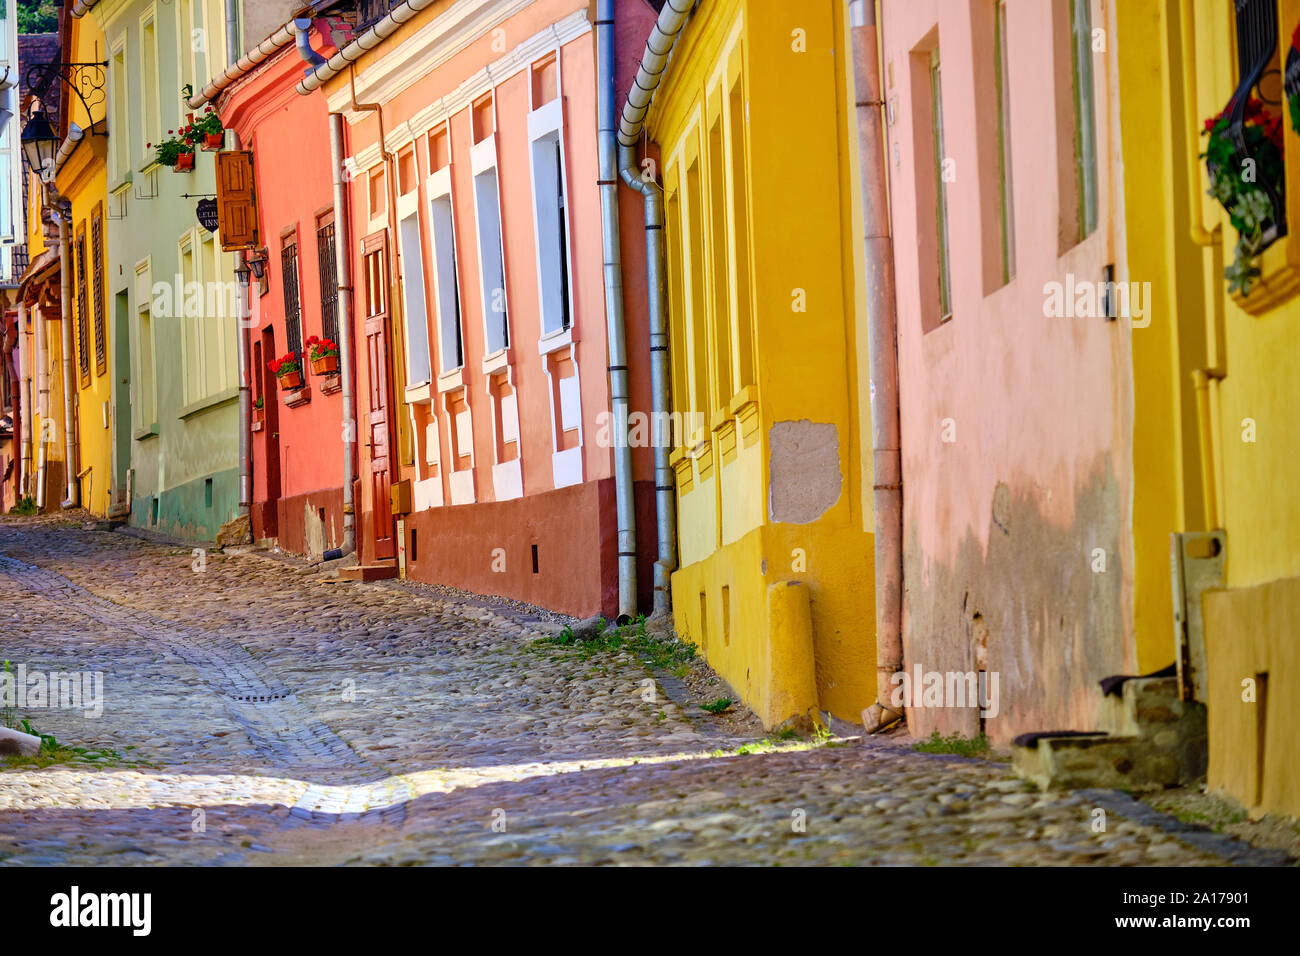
[228,691,293,703]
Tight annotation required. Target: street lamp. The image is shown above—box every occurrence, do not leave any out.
[21,111,59,181]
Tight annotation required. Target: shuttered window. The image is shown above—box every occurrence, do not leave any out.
[76,229,90,384]
[215,151,260,250]
[92,206,106,375]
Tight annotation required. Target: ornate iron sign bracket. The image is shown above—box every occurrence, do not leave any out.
[25,60,110,136]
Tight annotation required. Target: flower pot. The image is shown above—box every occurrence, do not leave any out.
[202,131,224,151]
[174,152,195,172]
[277,370,302,391]
[311,354,338,375]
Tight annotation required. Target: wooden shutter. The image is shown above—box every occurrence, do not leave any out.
[215,150,261,251]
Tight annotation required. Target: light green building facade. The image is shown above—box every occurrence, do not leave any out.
[86,0,241,540]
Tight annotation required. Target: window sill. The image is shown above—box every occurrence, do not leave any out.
[481,348,511,376]
[283,386,311,408]
[179,387,238,420]
[538,326,574,356]
[405,380,433,404]
[1231,239,1300,315]
[133,422,159,441]
[320,373,342,396]
[437,366,465,394]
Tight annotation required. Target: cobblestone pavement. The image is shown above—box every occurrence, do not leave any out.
[0,518,1279,866]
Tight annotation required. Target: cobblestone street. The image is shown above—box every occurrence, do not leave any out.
[0,519,1280,866]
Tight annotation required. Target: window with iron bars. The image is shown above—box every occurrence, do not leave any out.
[1227,0,1285,246]
[281,238,303,359]
[317,217,339,344]
[76,232,90,383]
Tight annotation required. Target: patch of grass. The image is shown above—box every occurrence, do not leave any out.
[8,497,38,516]
[701,697,733,715]
[912,731,991,758]
[536,615,697,671]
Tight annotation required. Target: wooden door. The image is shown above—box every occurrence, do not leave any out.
[259,328,282,537]
[362,232,396,560]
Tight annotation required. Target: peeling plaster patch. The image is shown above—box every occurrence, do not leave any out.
[304,502,325,559]
[769,420,841,524]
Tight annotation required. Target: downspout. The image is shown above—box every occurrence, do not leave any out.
[226,5,253,527]
[232,141,252,523]
[34,301,48,510]
[597,0,642,621]
[294,19,328,69]
[17,300,31,498]
[330,111,357,555]
[57,201,79,509]
[851,0,906,733]
[609,0,692,616]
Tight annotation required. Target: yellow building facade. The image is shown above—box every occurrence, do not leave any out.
[57,12,113,517]
[649,0,874,728]
[21,148,67,513]
[1118,0,1300,817]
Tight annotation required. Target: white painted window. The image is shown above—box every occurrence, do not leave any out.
[426,166,464,372]
[471,134,509,356]
[110,42,129,182]
[396,191,432,386]
[141,13,160,165]
[528,96,572,336]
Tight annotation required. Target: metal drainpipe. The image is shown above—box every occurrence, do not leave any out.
[34,299,48,510]
[224,0,241,66]
[612,0,692,616]
[294,19,328,69]
[230,128,252,523]
[595,0,640,623]
[17,300,32,498]
[57,201,79,509]
[330,112,358,556]
[850,0,905,733]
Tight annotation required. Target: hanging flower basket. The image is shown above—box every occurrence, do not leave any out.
[305,335,339,375]
[269,354,302,391]
[1201,96,1284,295]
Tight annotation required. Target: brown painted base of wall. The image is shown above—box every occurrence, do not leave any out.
[396,478,657,620]
[252,488,345,557]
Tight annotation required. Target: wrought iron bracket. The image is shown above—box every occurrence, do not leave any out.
[25,60,110,137]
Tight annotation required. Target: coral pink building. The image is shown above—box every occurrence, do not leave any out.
[204,14,353,556]
[306,0,661,616]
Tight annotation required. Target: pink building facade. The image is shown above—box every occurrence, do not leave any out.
[881,0,1138,742]
[322,0,660,616]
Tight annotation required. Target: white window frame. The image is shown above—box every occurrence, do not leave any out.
[426,161,466,380]
[396,185,433,391]
[140,7,161,169]
[527,86,575,346]
[470,128,509,363]
[110,37,130,183]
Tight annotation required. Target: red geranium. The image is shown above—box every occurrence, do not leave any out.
[306,335,339,360]
[268,352,301,377]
